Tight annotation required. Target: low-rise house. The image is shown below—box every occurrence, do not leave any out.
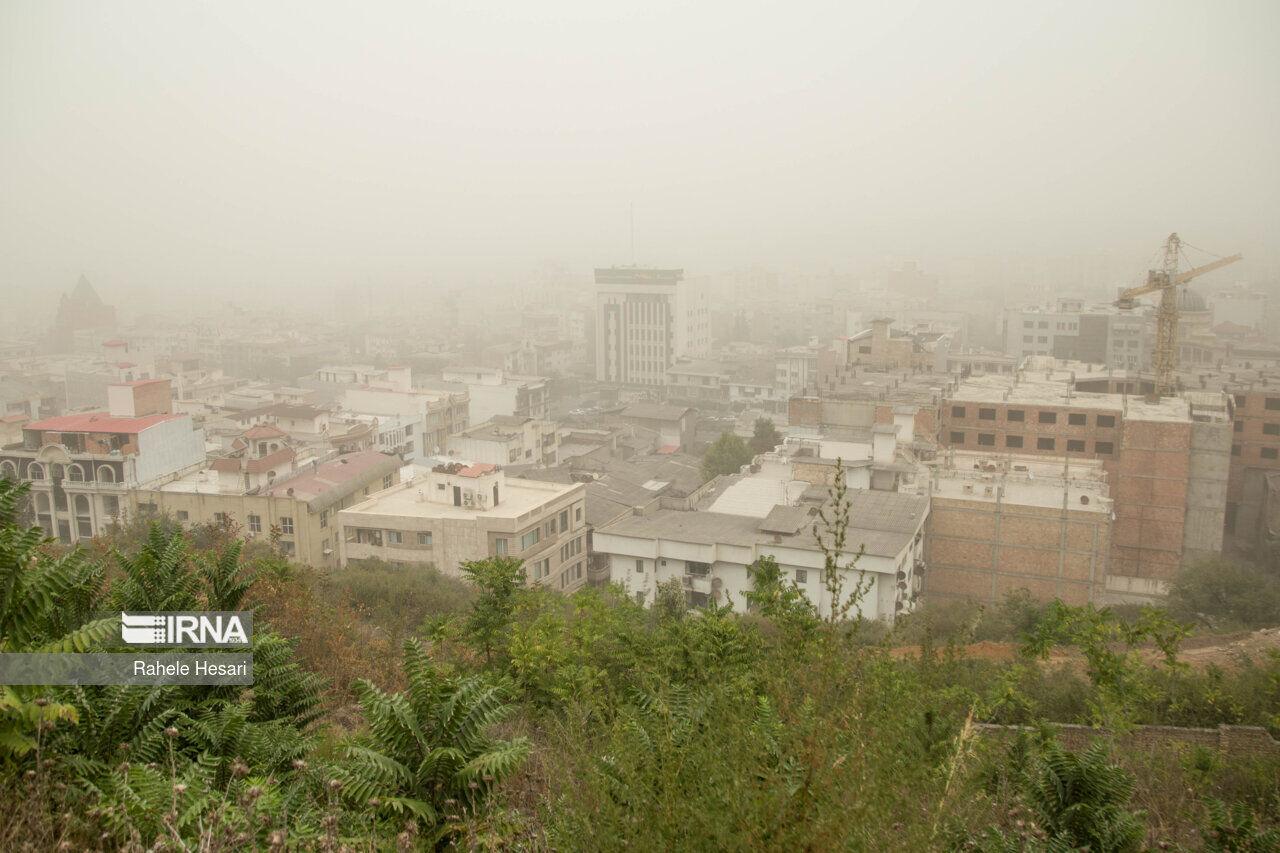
[145,448,402,567]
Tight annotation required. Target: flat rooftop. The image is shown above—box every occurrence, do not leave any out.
[931,452,1111,511]
[341,476,580,522]
[950,367,1192,423]
[599,487,927,558]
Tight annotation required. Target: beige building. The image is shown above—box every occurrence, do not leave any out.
[143,449,401,568]
[337,462,588,590]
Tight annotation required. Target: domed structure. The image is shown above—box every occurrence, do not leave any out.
[1176,288,1207,312]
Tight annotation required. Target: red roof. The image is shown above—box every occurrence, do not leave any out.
[25,411,185,434]
[457,463,497,478]
[1,414,29,424]
[657,445,680,454]
[243,424,288,440]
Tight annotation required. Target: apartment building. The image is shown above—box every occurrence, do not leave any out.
[1223,377,1280,543]
[448,415,559,467]
[145,448,401,568]
[595,485,927,621]
[924,451,1113,606]
[939,359,1232,599]
[435,367,547,424]
[0,379,206,543]
[1004,299,1152,372]
[595,267,710,386]
[342,366,469,458]
[775,345,821,399]
[840,319,935,372]
[337,462,588,590]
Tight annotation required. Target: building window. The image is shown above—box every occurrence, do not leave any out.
[1096,415,1116,428]
[1037,437,1055,451]
[1235,421,1244,433]
[1068,413,1086,426]
[795,569,807,584]
[248,514,262,534]
[1234,394,1247,408]
[1232,444,1242,456]
[1067,439,1085,453]
[1038,411,1057,424]
[1005,435,1023,448]
[635,559,644,573]
[280,541,295,557]
[978,408,995,421]
[1023,336,1033,343]
[977,434,995,446]
[951,406,966,418]
[1007,410,1024,422]
[495,538,508,556]
[1095,441,1114,455]
[176,510,189,522]
[388,530,402,544]
[417,531,432,546]
[949,431,965,444]
[1267,398,1280,411]
[1264,448,1279,460]
[383,474,393,489]
[575,506,582,521]
[320,510,328,528]
[560,509,569,530]
[280,516,294,535]
[521,529,541,551]
[214,512,226,525]
[1265,424,1280,436]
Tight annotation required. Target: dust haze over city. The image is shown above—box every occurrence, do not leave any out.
[3,2,1280,850]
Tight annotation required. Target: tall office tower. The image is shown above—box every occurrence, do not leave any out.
[594,267,709,385]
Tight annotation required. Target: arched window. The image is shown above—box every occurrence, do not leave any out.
[28,463,44,481]
[0,460,16,481]
[97,466,116,484]
[68,464,85,482]
[74,494,91,514]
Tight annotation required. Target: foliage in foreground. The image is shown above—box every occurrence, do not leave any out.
[2,476,1279,849]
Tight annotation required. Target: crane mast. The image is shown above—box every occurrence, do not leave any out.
[1114,233,1242,397]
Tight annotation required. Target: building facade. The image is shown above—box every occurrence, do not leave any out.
[337,463,588,590]
[594,267,710,386]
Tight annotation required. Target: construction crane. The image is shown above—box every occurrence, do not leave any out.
[1115,233,1242,397]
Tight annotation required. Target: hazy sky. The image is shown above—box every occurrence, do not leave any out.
[2,0,1278,306]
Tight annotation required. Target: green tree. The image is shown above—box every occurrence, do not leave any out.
[1166,556,1280,630]
[0,480,114,757]
[749,417,783,453]
[459,555,528,663]
[339,638,530,837]
[701,431,753,481]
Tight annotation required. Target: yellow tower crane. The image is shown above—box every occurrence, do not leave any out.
[1115,233,1242,397]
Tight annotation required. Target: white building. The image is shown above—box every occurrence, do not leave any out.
[337,462,588,589]
[447,416,559,467]
[595,486,927,621]
[595,267,710,386]
[341,366,469,459]
[0,379,206,543]
[775,345,820,399]
[437,367,548,424]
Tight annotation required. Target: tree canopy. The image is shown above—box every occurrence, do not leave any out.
[701,431,753,481]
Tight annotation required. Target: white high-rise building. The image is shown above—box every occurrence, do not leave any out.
[595,267,710,385]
